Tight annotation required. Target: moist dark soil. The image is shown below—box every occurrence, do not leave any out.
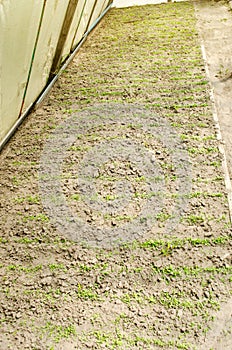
[0,1,232,349]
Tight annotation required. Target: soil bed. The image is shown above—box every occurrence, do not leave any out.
[0,1,232,349]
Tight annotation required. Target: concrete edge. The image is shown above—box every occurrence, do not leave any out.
[194,1,232,224]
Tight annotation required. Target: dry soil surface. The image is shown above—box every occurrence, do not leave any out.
[0,1,232,349]
[195,0,232,180]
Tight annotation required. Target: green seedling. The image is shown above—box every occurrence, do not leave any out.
[70,194,81,201]
[156,212,173,222]
[188,147,218,155]
[68,145,90,152]
[7,264,42,273]
[184,214,205,225]
[48,263,66,271]
[76,284,99,300]
[22,213,49,222]
[43,322,76,343]
[14,195,40,204]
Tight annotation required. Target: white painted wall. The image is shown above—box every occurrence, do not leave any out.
[23,0,70,115]
[0,0,111,145]
[0,0,43,141]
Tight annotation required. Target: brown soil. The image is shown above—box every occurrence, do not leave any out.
[0,1,232,349]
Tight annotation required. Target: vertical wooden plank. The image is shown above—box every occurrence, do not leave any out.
[19,0,47,116]
[85,0,98,33]
[23,0,70,114]
[70,0,88,51]
[87,0,111,32]
[50,0,79,77]
[0,0,45,142]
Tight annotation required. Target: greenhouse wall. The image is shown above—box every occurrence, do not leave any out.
[0,0,112,146]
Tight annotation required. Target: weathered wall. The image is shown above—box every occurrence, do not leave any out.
[0,0,112,145]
